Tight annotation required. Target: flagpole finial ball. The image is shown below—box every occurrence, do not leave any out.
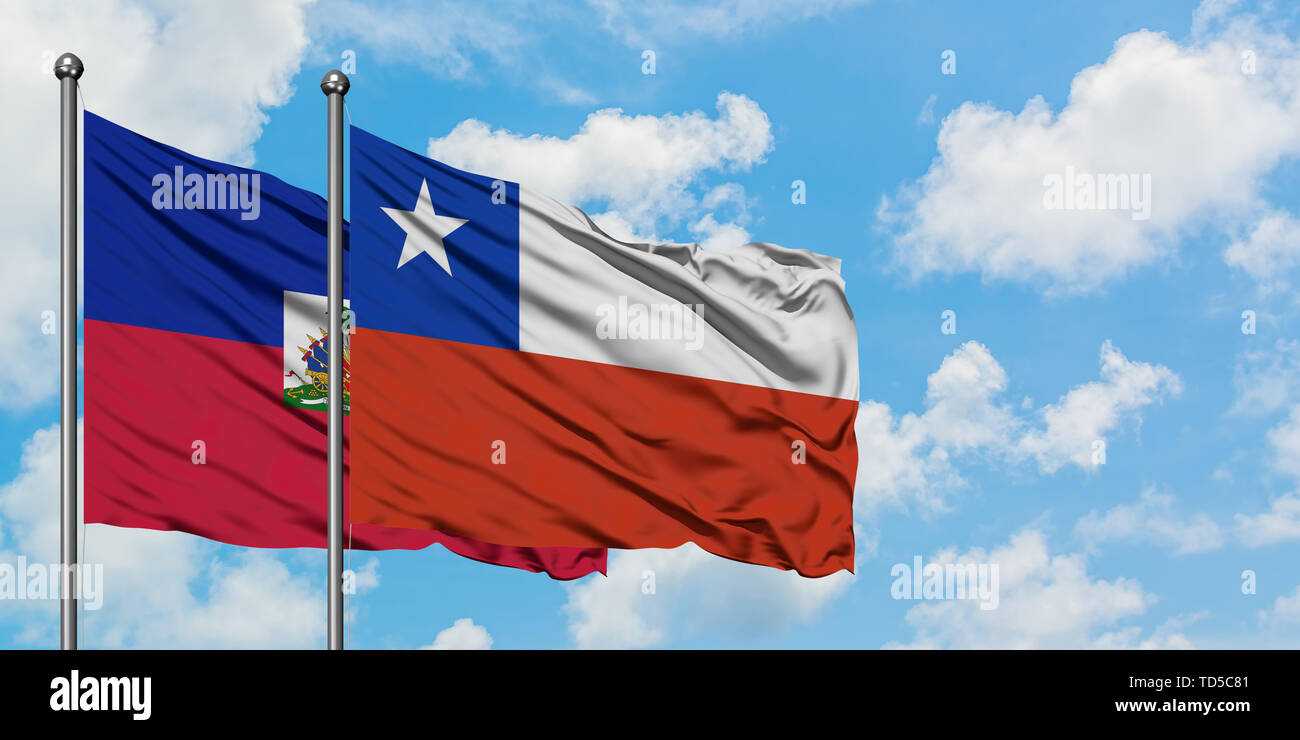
[53,53,84,80]
[320,70,350,96]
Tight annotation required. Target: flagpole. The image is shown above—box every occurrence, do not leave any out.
[54,52,83,652]
[321,69,349,651]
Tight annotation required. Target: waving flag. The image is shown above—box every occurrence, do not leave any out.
[82,112,605,579]
[350,127,859,577]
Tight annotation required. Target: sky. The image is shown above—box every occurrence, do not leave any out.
[2,0,1300,649]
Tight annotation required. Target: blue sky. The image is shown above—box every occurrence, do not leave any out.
[3,0,1300,648]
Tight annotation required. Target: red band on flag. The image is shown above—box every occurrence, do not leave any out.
[84,319,606,580]
[351,328,857,577]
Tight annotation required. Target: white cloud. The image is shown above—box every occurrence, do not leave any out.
[854,342,1014,517]
[857,340,1180,516]
[916,93,938,126]
[689,183,754,249]
[315,1,870,81]
[1092,613,1201,650]
[1,0,313,409]
[886,529,1181,649]
[1235,492,1300,547]
[587,211,661,244]
[427,92,773,235]
[852,400,958,515]
[1231,339,1300,416]
[311,0,528,80]
[880,12,1300,293]
[421,618,493,650]
[690,213,752,251]
[1075,488,1224,555]
[350,557,381,592]
[1224,210,1300,297]
[1015,341,1182,473]
[1230,410,1300,546]
[0,423,326,648]
[588,0,870,46]
[152,550,323,649]
[1266,404,1300,479]
[1259,585,1300,627]
[540,75,599,106]
[563,544,853,649]
[921,341,1018,452]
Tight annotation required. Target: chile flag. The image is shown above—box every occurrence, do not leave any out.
[349,128,858,577]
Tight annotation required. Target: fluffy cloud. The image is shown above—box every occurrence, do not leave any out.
[853,341,1016,516]
[1259,585,1300,627]
[588,0,870,46]
[316,1,869,83]
[853,400,958,515]
[919,341,1018,452]
[427,92,772,235]
[1092,613,1201,650]
[421,618,493,650]
[916,94,939,126]
[879,11,1300,293]
[1224,210,1300,297]
[886,529,1185,649]
[1075,488,1225,555]
[1235,493,1300,547]
[1,0,313,409]
[688,213,752,251]
[1231,339,1300,416]
[1015,341,1182,473]
[688,183,755,250]
[1266,405,1300,479]
[310,0,529,80]
[1228,407,1300,546]
[856,340,1180,516]
[143,550,324,649]
[563,544,853,649]
[0,423,328,648]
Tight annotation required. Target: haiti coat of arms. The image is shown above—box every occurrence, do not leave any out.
[283,290,350,413]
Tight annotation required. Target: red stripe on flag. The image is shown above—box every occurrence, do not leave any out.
[351,328,858,577]
[83,319,605,580]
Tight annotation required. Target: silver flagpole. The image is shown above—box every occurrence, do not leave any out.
[321,69,349,650]
[54,52,83,652]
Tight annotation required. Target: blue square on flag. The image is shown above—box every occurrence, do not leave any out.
[350,126,520,350]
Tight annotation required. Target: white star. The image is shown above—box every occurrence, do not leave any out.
[382,179,468,275]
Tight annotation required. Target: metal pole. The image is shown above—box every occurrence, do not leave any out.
[54,52,83,652]
[321,69,349,651]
